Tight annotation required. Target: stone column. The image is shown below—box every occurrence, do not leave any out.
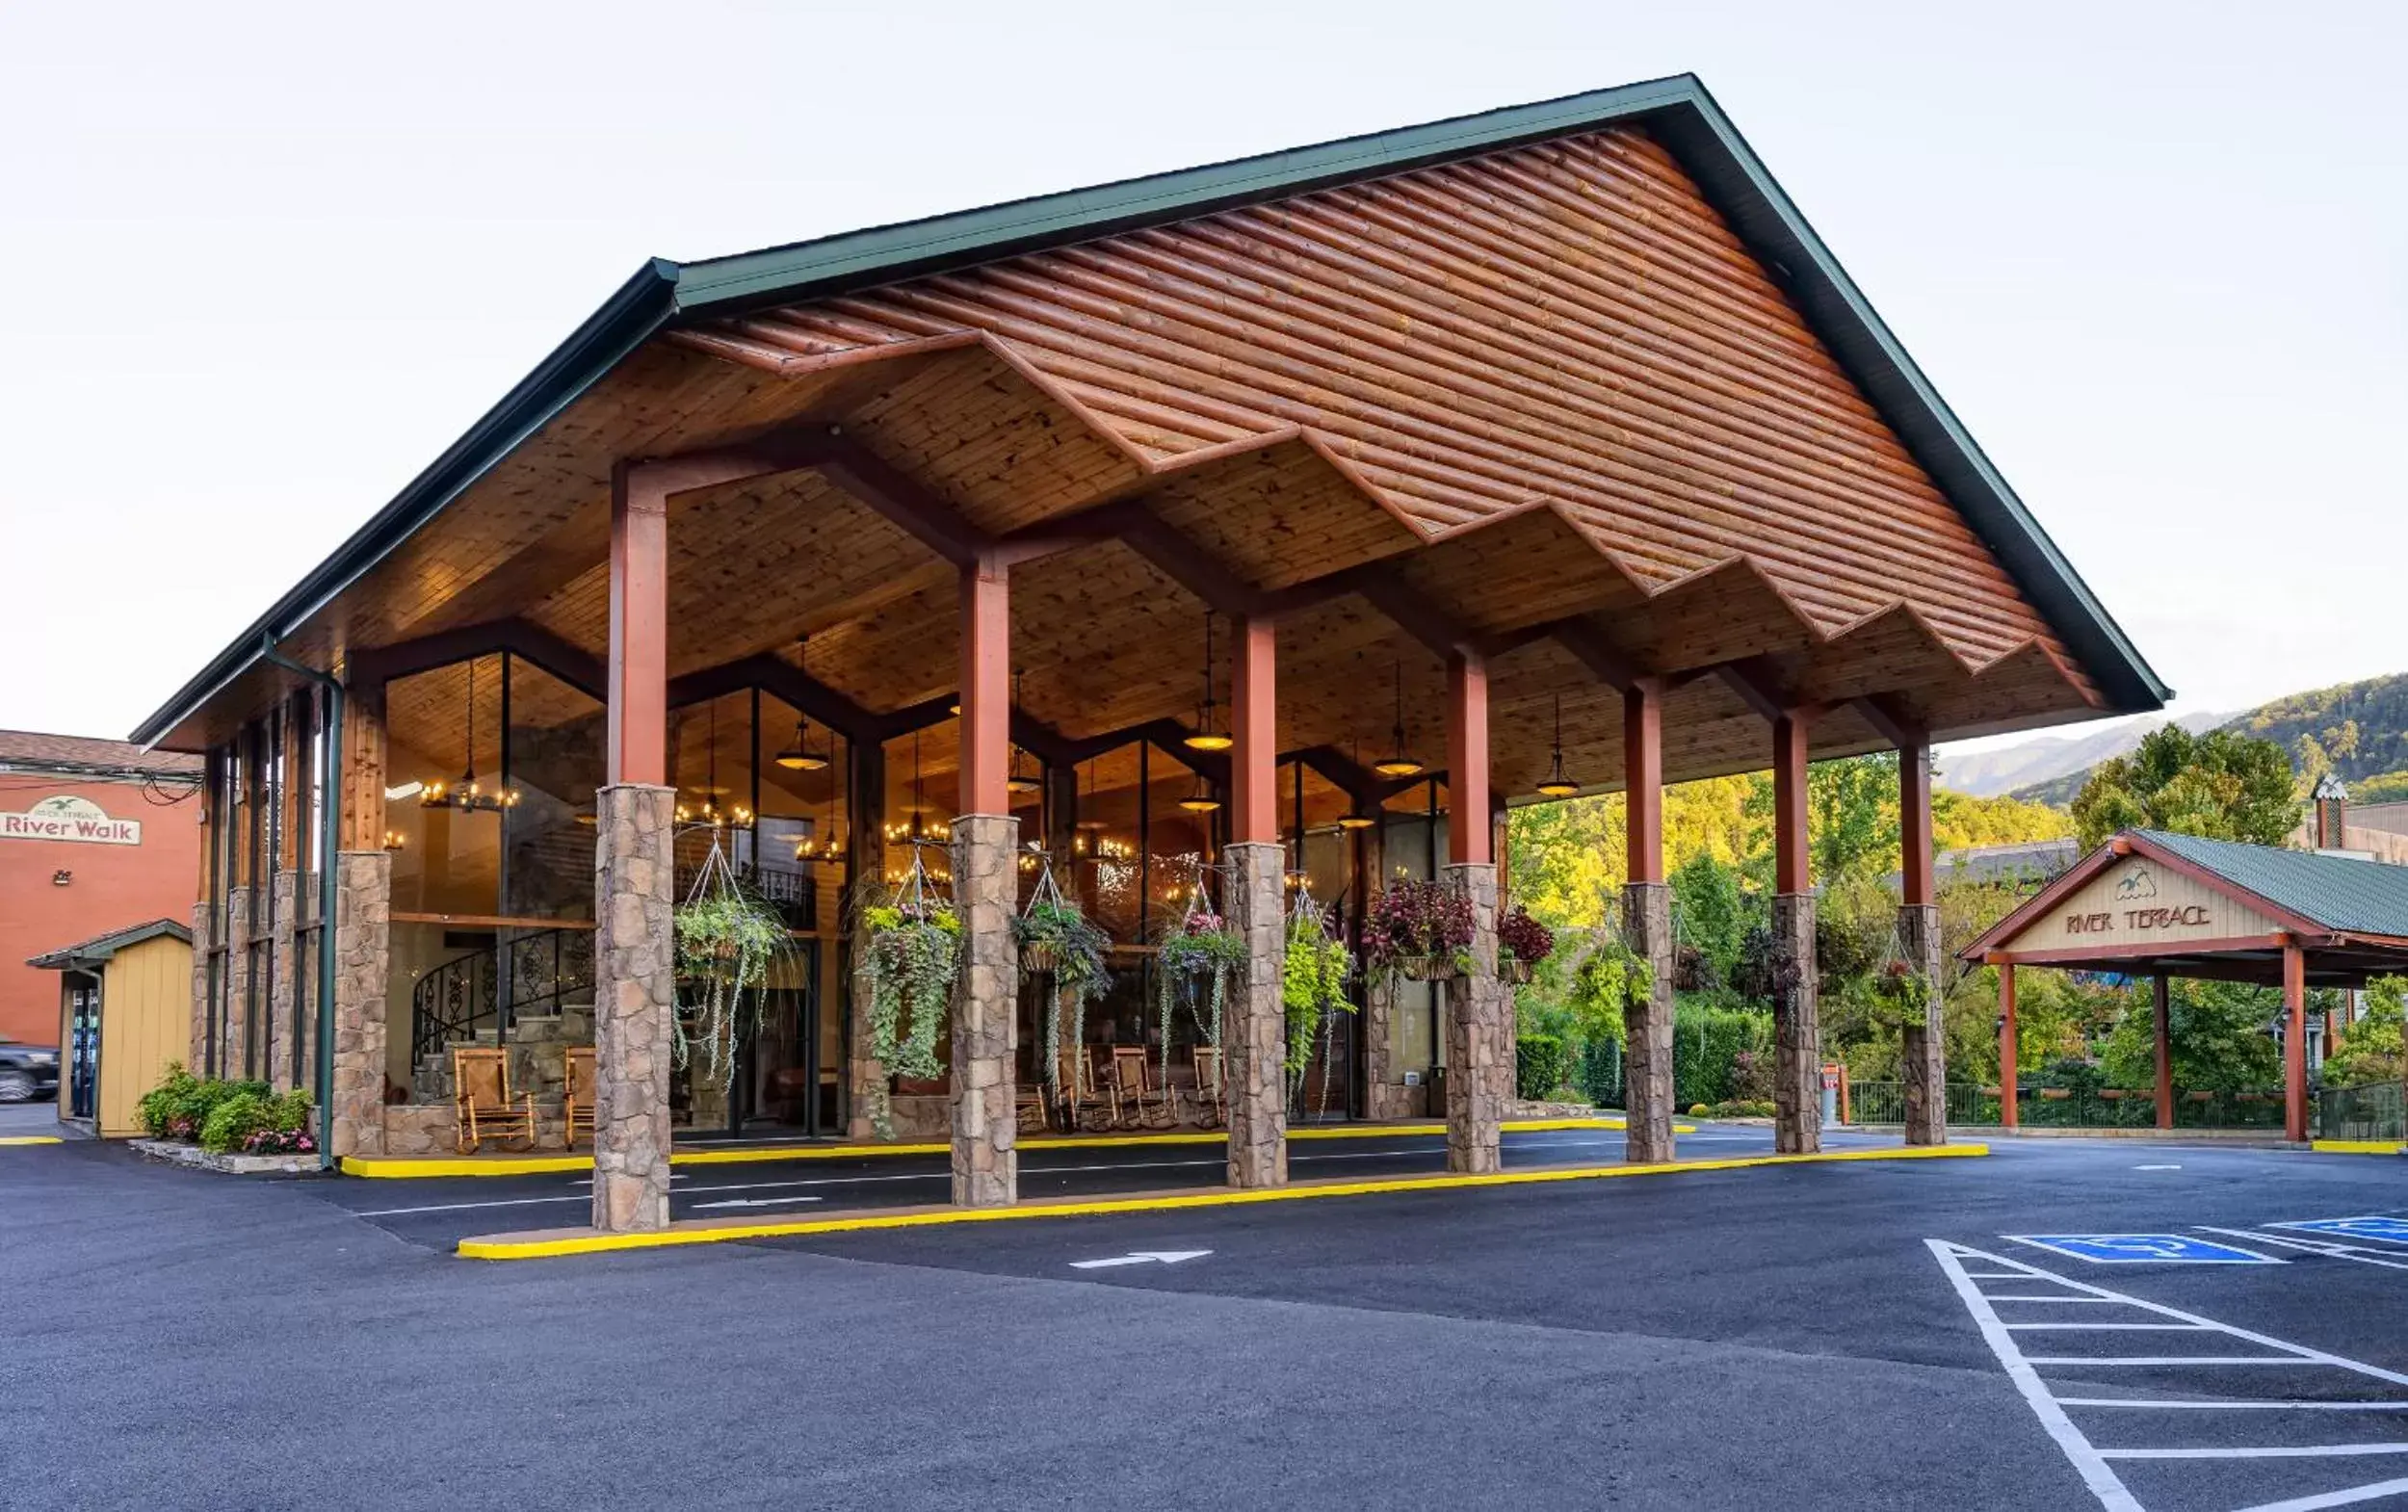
[1771,892,1821,1155]
[223,884,254,1079]
[1444,862,1505,1174]
[847,917,883,1142]
[189,900,213,1070]
[1621,881,1678,1163]
[1223,841,1288,1187]
[591,783,674,1233]
[267,870,299,1085]
[1898,902,1948,1146]
[329,852,391,1158]
[950,813,1018,1208]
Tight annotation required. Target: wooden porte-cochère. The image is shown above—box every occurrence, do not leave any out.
[1967,829,2408,1144]
[138,77,2167,1216]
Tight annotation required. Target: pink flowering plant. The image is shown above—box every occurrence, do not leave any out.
[1363,877,1477,980]
[1496,904,1556,983]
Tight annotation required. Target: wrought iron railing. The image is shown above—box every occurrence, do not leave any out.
[1845,1082,2290,1130]
[409,926,592,1064]
[2316,1082,2403,1142]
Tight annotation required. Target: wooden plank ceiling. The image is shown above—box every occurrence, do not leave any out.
[222,121,2110,804]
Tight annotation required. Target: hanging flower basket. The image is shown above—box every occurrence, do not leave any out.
[1019,940,1060,975]
[1500,957,1534,986]
[858,841,961,1140]
[1156,881,1249,1096]
[1363,878,1476,983]
[673,838,792,1099]
[1496,903,1555,987]
[1012,868,1114,1106]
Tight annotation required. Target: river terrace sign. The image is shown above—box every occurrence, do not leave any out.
[0,795,142,846]
[2031,858,2278,951]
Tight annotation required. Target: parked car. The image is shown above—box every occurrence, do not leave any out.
[0,1039,60,1102]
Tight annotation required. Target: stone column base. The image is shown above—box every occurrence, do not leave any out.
[592,783,674,1234]
[1444,863,1504,1175]
[1772,891,1821,1156]
[329,852,391,1159]
[1621,881,1677,1163]
[1898,902,1948,1146]
[1223,842,1288,1187]
[951,813,1018,1208]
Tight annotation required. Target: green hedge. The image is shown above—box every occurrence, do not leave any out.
[1579,1038,1624,1108]
[1516,1033,1573,1100]
[1669,1004,1773,1107]
[138,1063,312,1152]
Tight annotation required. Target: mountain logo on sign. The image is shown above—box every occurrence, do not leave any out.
[2114,865,2159,901]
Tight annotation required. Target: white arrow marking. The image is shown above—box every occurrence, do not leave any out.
[1068,1249,1212,1270]
[691,1195,825,1211]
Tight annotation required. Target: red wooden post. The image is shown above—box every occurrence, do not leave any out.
[607,462,669,787]
[1772,712,1810,895]
[2153,974,2173,1131]
[1625,678,1664,885]
[1230,616,1277,846]
[1898,734,1934,908]
[957,558,1010,815]
[1998,962,2019,1131]
[1447,651,1489,865]
[2284,941,2309,1143]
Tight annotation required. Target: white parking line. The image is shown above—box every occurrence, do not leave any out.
[2199,1226,2408,1274]
[1928,1239,2408,1512]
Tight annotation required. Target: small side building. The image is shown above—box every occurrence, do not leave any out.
[30,920,195,1138]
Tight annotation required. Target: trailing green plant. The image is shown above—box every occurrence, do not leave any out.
[1282,900,1354,1082]
[860,850,962,1140]
[674,835,791,1099]
[1015,868,1113,1095]
[1362,877,1476,980]
[1869,953,1931,1032]
[1159,892,1249,1094]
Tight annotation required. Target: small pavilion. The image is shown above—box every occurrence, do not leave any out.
[131,75,2166,1231]
[1963,829,2408,1142]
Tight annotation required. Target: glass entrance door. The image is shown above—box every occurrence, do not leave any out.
[727,941,835,1135]
[66,978,99,1121]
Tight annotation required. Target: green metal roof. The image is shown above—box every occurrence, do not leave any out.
[27,918,193,971]
[2143,831,2408,938]
[129,73,2169,748]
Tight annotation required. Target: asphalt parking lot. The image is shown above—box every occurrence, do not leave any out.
[3,1130,2401,1511]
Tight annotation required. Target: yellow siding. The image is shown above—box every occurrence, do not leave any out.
[98,936,195,1138]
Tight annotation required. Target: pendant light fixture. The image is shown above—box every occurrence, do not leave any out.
[1534,693,1582,798]
[1371,662,1425,779]
[1178,771,1222,814]
[772,639,829,772]
[421,658,519,813]
[1336,736,1376,830]
[1183,611,1233,752]
[1006,671,1043,795]
[677,701,753,829]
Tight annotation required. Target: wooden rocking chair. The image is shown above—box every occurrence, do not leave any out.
[1109,1045,1173,1131]
[563,1047,596,1149]
[453,1047,538,1154]
[1189,1045,1227,1129]
[1053,1045,1111,1132]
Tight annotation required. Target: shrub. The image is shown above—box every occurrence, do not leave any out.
[198,1090,277,1154]
[1579,1037,1624,1108]
[1516,1033,1573,1100]
[137,1062,200,1137]
[137,1064,273,1142]
[1688,1103,1710,1116]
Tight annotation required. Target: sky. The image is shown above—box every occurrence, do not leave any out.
[2,1,2400,757]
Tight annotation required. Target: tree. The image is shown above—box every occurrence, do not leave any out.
[1668,851,1751,989]
[2099,978,2284,1091]
[2323,977,2405,1089]
[2070,725,2298,850]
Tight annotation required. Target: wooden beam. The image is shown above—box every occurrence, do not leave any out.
[1447,650,1490,866]
[2153,975,2172,1132]
[1898,732,1934,908]
[1772,710,1810,895]
[2283,942,2307,1143]
[1853,693,1925,751]
[815,431,986,568]
[1231,616,1277,845]
[958,559,1010,815]
[1551,619,1643,691]
[1999,963,2019,1131]
[607,460,669,787]
[350,617,606,702]
[1354,566,1473,661]
[1625,677,1664,886]
[666,654,877,744]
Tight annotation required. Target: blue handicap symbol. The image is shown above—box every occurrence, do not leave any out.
[2272,1216,2408,1246]
[2008,1234,2281,1264]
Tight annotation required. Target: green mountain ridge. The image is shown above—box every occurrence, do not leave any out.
[2003,672,2408,808]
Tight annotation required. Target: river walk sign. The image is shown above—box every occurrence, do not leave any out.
[0,795,141,846]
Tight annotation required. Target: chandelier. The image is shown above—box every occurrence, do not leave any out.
[420,658,519,814]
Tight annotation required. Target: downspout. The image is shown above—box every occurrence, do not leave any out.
[259,635,342,1173]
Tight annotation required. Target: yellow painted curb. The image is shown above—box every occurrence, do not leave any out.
[2311,1139,2407,1156]
[457,1143,1987,1260]
[0,1135,63,1147]
[344,1115,1672,1179]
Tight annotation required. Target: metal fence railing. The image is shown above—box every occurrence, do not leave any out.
[1845,1082,2290,1131]
[2317,1082,2404,1142]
